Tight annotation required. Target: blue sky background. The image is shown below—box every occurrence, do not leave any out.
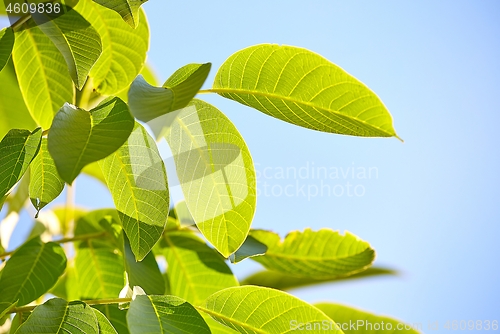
[2,0,499,331]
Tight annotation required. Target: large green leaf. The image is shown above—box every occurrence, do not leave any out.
[12,19,74,129]
[213,44,400,139]
[250,228,375,279]
[48,97,134,184]
[124,234,164,295]
[129,63,211,122]
[92,307,119,334]
[32,7,102,89]
[127,295,210,334]
[202,286,342,334]
[0,238,66,314]
[93,0,148,28]
[74,209,124,299]
[0,27,14,72]
[75,0,149,95]
[0,59,36,140]
[241,267,397,291]
[0,128,41,200]
[315,303,420,334]
[29,138,65,215]
[161,99,256,257]
[99,122,169,261]
[16,299,99,334]
[160,231,238,306]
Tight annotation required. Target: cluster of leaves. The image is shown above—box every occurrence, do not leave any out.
[0,0,415,333]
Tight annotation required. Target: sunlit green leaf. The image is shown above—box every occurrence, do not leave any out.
[204,316,239,334]
[29,138,65,215]
[115,62,159,103]
[16,299,99,334]
[250,228,375,279]
[93,0,148,28]
[241,267,397,291]
[75,0,149,95]
[0,127,41,201]
[0,238,66,314]
[48,97,134,184]
[160,231,238,306]
[202,285,342,334]
[315,303,420,334]
[99,122,169,261]
[94,304,129,334]
[32,7,102,89]
[12,19,74,129]
[93,307,119,334]
[161,99,256,257]
[124,234,164,295]
[0,59,36,140]
[213,44,400,139]
[0,27,14,72]
[129,63,211,122]
[127,295,210,334]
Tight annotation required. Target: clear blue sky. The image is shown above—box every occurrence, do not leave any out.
[2,0,500,331]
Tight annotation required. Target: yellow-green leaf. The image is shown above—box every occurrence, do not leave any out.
[213,44,400,139]
[0,27,14,72]
[93,0,148,28]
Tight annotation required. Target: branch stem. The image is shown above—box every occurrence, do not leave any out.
[9,298,132,314]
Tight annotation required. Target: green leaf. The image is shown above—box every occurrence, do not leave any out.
[127,295,210,334]
[241,267,397,291]
[74,210,125,299]
[92,307,119,334]
[48,97,135,184]
[0,27,14,72]
[202,285,342,334]
[204,316,239,334]
[12,19,74,129]
[94,304,129,334]
[213,44,400,139]
[32,7,102,89]
[124,234,165,295]
[115,62,159,103]
[0,59,36,140]
[250,228,375,279]
[229,235,267,264]
[161,99,256,257]
[315,303,420,334]
[160,231,238,306]
[16,299,99,334]
[29,138,65,215]
[99,122,169,261]
[75,0,149,95]
[129,63,211,122]
[0,238,66,313]
[0,301,16,319]
[5,171,30,214]
[0,127,41,200]
[82,161,107,184]
[93,0,148,28]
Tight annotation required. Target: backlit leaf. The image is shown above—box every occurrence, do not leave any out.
[32,7,102,89]
[127,295,210,334]
[250,228,375,279]
[161,99,256,257]
[75,0,149,95]
[29,138,65,215]
[0,127,41,200]
[16,299,99,334]
[93,0,148,28]
[94,304,129,334]
[93,307,119,334]
[12,19,74,129]
[48,97,134,184]
[315,303,420,334]
[229,235,267,264]
[0,238,66,314]
[213,44,400,139]
[0,27,14,72]
[129,63,211,122]
[202,285,342,334]
[160,231,238,306]
[99,122,169,261]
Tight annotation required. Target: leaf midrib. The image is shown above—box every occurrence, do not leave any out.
[196,306,267,334]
